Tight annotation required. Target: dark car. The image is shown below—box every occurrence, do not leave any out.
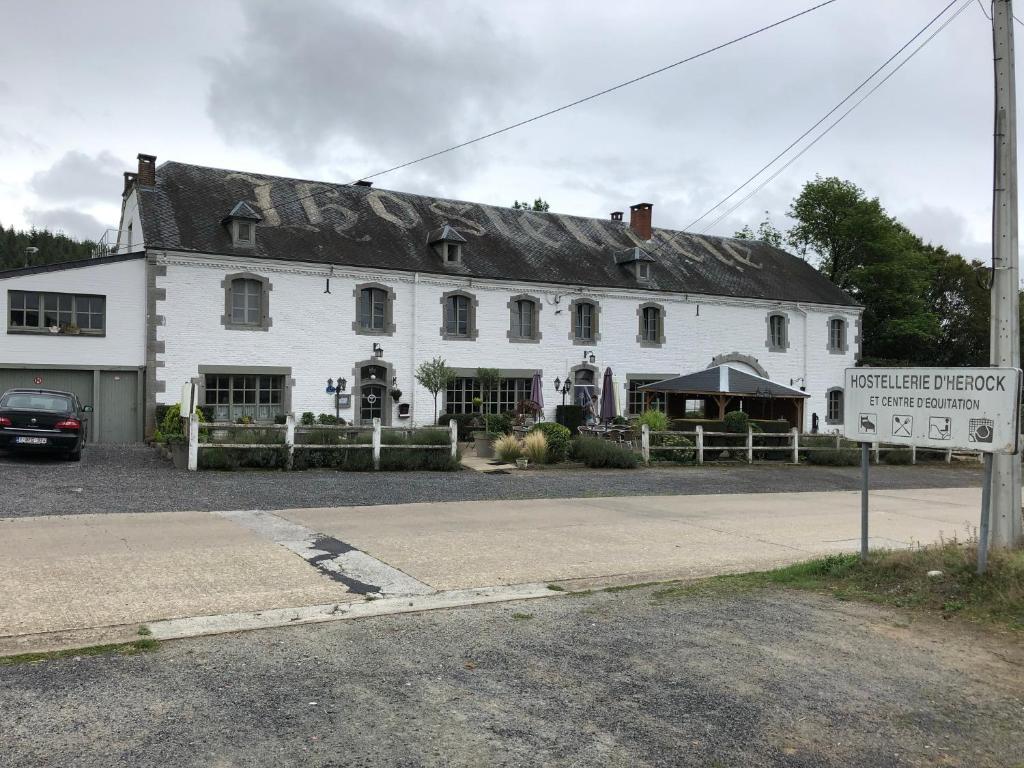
[0,388,91,461]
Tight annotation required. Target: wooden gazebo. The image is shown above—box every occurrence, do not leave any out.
[638,364,810,427]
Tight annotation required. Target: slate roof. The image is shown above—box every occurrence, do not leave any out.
[135,161,857,307]
[223,200,262,222]
[639,365,809,398]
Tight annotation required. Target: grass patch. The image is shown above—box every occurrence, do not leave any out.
[653,543,1024,630]
[511,612,534,620]
[546,584,565,592]
[0,638,160,667]
[137,625,152,636]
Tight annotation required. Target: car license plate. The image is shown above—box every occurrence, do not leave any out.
[15,437,48,445]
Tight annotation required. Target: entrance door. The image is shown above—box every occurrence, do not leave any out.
[360,383,385,424]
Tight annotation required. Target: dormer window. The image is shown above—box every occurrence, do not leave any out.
[615,246,654,282]
[428,223,467,266]
[222,200,262,248]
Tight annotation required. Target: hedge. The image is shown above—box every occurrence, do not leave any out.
[572,437,638,469]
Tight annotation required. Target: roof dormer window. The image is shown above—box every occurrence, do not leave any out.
[427,223,467,266]
[222,200,262,248]
[636,261,650,281]
[615,246,654,283]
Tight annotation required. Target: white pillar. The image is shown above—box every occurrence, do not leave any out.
[285,413,295,470]
[791,428,799,464]
[641,424,650,465]
[372,417,381,470]
[187,412,199,471]
[746,425,753,464]
[696,425,704,464]
[449,419,458,460]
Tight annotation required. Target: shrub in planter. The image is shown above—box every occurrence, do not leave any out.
[638,409,669,432]
[883,448,914,465]
[652,433,695,463]
[573,437,638,469]
[157,402,206,442]
[612,415,628,426]
[494,433,523,463]
[274,414,288,425]
[487,412,514,437]
[521,430,548,464]
[529,422,571,463]
[300,412,316,426]
[556,404,584,435]
[317,413,340,425]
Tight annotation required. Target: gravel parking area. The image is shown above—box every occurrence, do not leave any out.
[2,585,1021,767]
[0,444,984,518]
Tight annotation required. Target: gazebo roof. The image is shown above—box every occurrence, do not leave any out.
[638,365,809,398]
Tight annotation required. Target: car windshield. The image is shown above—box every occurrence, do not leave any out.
[0,393,74,412]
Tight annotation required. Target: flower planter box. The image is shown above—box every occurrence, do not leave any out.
[472,431,495,459]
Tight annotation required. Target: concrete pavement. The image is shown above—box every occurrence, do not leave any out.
[0,487,983,653]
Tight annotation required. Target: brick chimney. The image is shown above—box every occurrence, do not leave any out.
[610,211,623,222]
[137,153,157,186]
[122,172,137,197]
[629,203,653,241]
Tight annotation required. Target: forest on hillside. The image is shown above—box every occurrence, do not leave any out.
[0,224,96,272]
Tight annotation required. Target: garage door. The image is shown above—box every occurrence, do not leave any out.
[0,368,141,444]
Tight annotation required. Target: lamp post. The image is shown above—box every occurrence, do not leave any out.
[554,376,572,406]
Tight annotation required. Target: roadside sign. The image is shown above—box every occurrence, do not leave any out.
[843,367,1022,454]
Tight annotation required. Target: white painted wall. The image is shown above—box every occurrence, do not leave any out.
[115,188,144,253]
[0,258,147,367]
[154,253,860,431]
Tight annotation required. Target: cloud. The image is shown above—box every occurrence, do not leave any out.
[29,150,125,204]
[23,207,109,241]
[899,204,989,263]
[205,1,521,170]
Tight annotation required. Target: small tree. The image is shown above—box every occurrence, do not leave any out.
[512,198,551,212]
[416,357,456,424]
[476,367,500,432]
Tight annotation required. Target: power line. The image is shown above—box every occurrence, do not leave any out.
[354,0,841,184]
[686,0,959,231]
[697,0,972,235]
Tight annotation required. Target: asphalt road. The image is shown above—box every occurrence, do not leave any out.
[0,445,984,517]
[2,585,1021,767]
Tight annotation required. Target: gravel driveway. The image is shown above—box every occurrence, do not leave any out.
[0,444,984,518]
[2,585,1021,767]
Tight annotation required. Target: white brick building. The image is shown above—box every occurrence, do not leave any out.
[0,154,862,439]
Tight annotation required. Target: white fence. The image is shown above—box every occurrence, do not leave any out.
[185,413,457,471]
[638,424,963,465]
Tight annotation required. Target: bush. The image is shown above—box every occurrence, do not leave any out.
[300,412,316,426]
[556,404,584,435]
[637,409,670,432]
[530,422,571,463]
[883,448,914,465]
[652,433,695,463]
[521,430,548,464]
[806,448,860,466]
[573,437,638,469]
[722,410,750,433]
[156,402,206,443]
[274,414,288,425]
[494,433,523,463]
[486,412,514,437]
[199,446,287,470]
[439,412,484,435]
[317,413,342,425]
[292,446,374,471]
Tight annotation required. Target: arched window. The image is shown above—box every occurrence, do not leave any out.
[440,290,478,340]
[637,302,665,347]
[222,272,272,331]
[828,317,847,353]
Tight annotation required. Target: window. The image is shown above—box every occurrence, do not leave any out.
[359,287,387,331]
[767,313,788,351]
[627,379,666,416]
[507,295,541,342]
[575,302,594,340]
[204,374,283,422]
[440,290,477,340]
[639,305,663,346]
[445,376,532,414]
[231,279,262,325]
[568,298,600,344]
[445,243,462,263]
[636,262,650,280]
[222,272,272,331]
[7,290,104,335]
[828,317,846,353]
[237,221,252,243]
[826,388,843,424]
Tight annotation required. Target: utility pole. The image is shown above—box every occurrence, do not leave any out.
[990,0,1023,547]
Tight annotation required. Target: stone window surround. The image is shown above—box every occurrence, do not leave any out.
[439,289,479,341]
[636,301,666,348]
[352,281,397,336]
[708,353,769,378]
[826,315,848,354]
[229,219,256,248]
[825,386,844,425]
[221,271,272,331]
[765,311,789,352]
[507,293,542,343]
[569,362,601,400]
[191,365,294,417]
[568,297,601,345]
[352,358,394,426]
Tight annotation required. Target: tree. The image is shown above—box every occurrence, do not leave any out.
[733,212,785,248]
[476,367,500,432]
[415,357,456,424]
[512,198,550,212]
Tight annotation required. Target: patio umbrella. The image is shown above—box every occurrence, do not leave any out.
[599,367,617,423]
[530,371,544,410]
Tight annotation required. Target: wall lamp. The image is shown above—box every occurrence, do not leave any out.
[372,342,384,359]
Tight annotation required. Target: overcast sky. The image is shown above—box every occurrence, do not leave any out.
[0,0,1010,262]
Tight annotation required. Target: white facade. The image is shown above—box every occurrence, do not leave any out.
[152,250,860,430]
[0,257,147,368]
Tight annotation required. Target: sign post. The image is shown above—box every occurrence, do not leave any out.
[844,367,1021,573]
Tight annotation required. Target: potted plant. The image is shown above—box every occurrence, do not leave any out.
[469,398,495,458]
[390,387,403,402]
[61,322,81,336]
[516,457,529,470]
